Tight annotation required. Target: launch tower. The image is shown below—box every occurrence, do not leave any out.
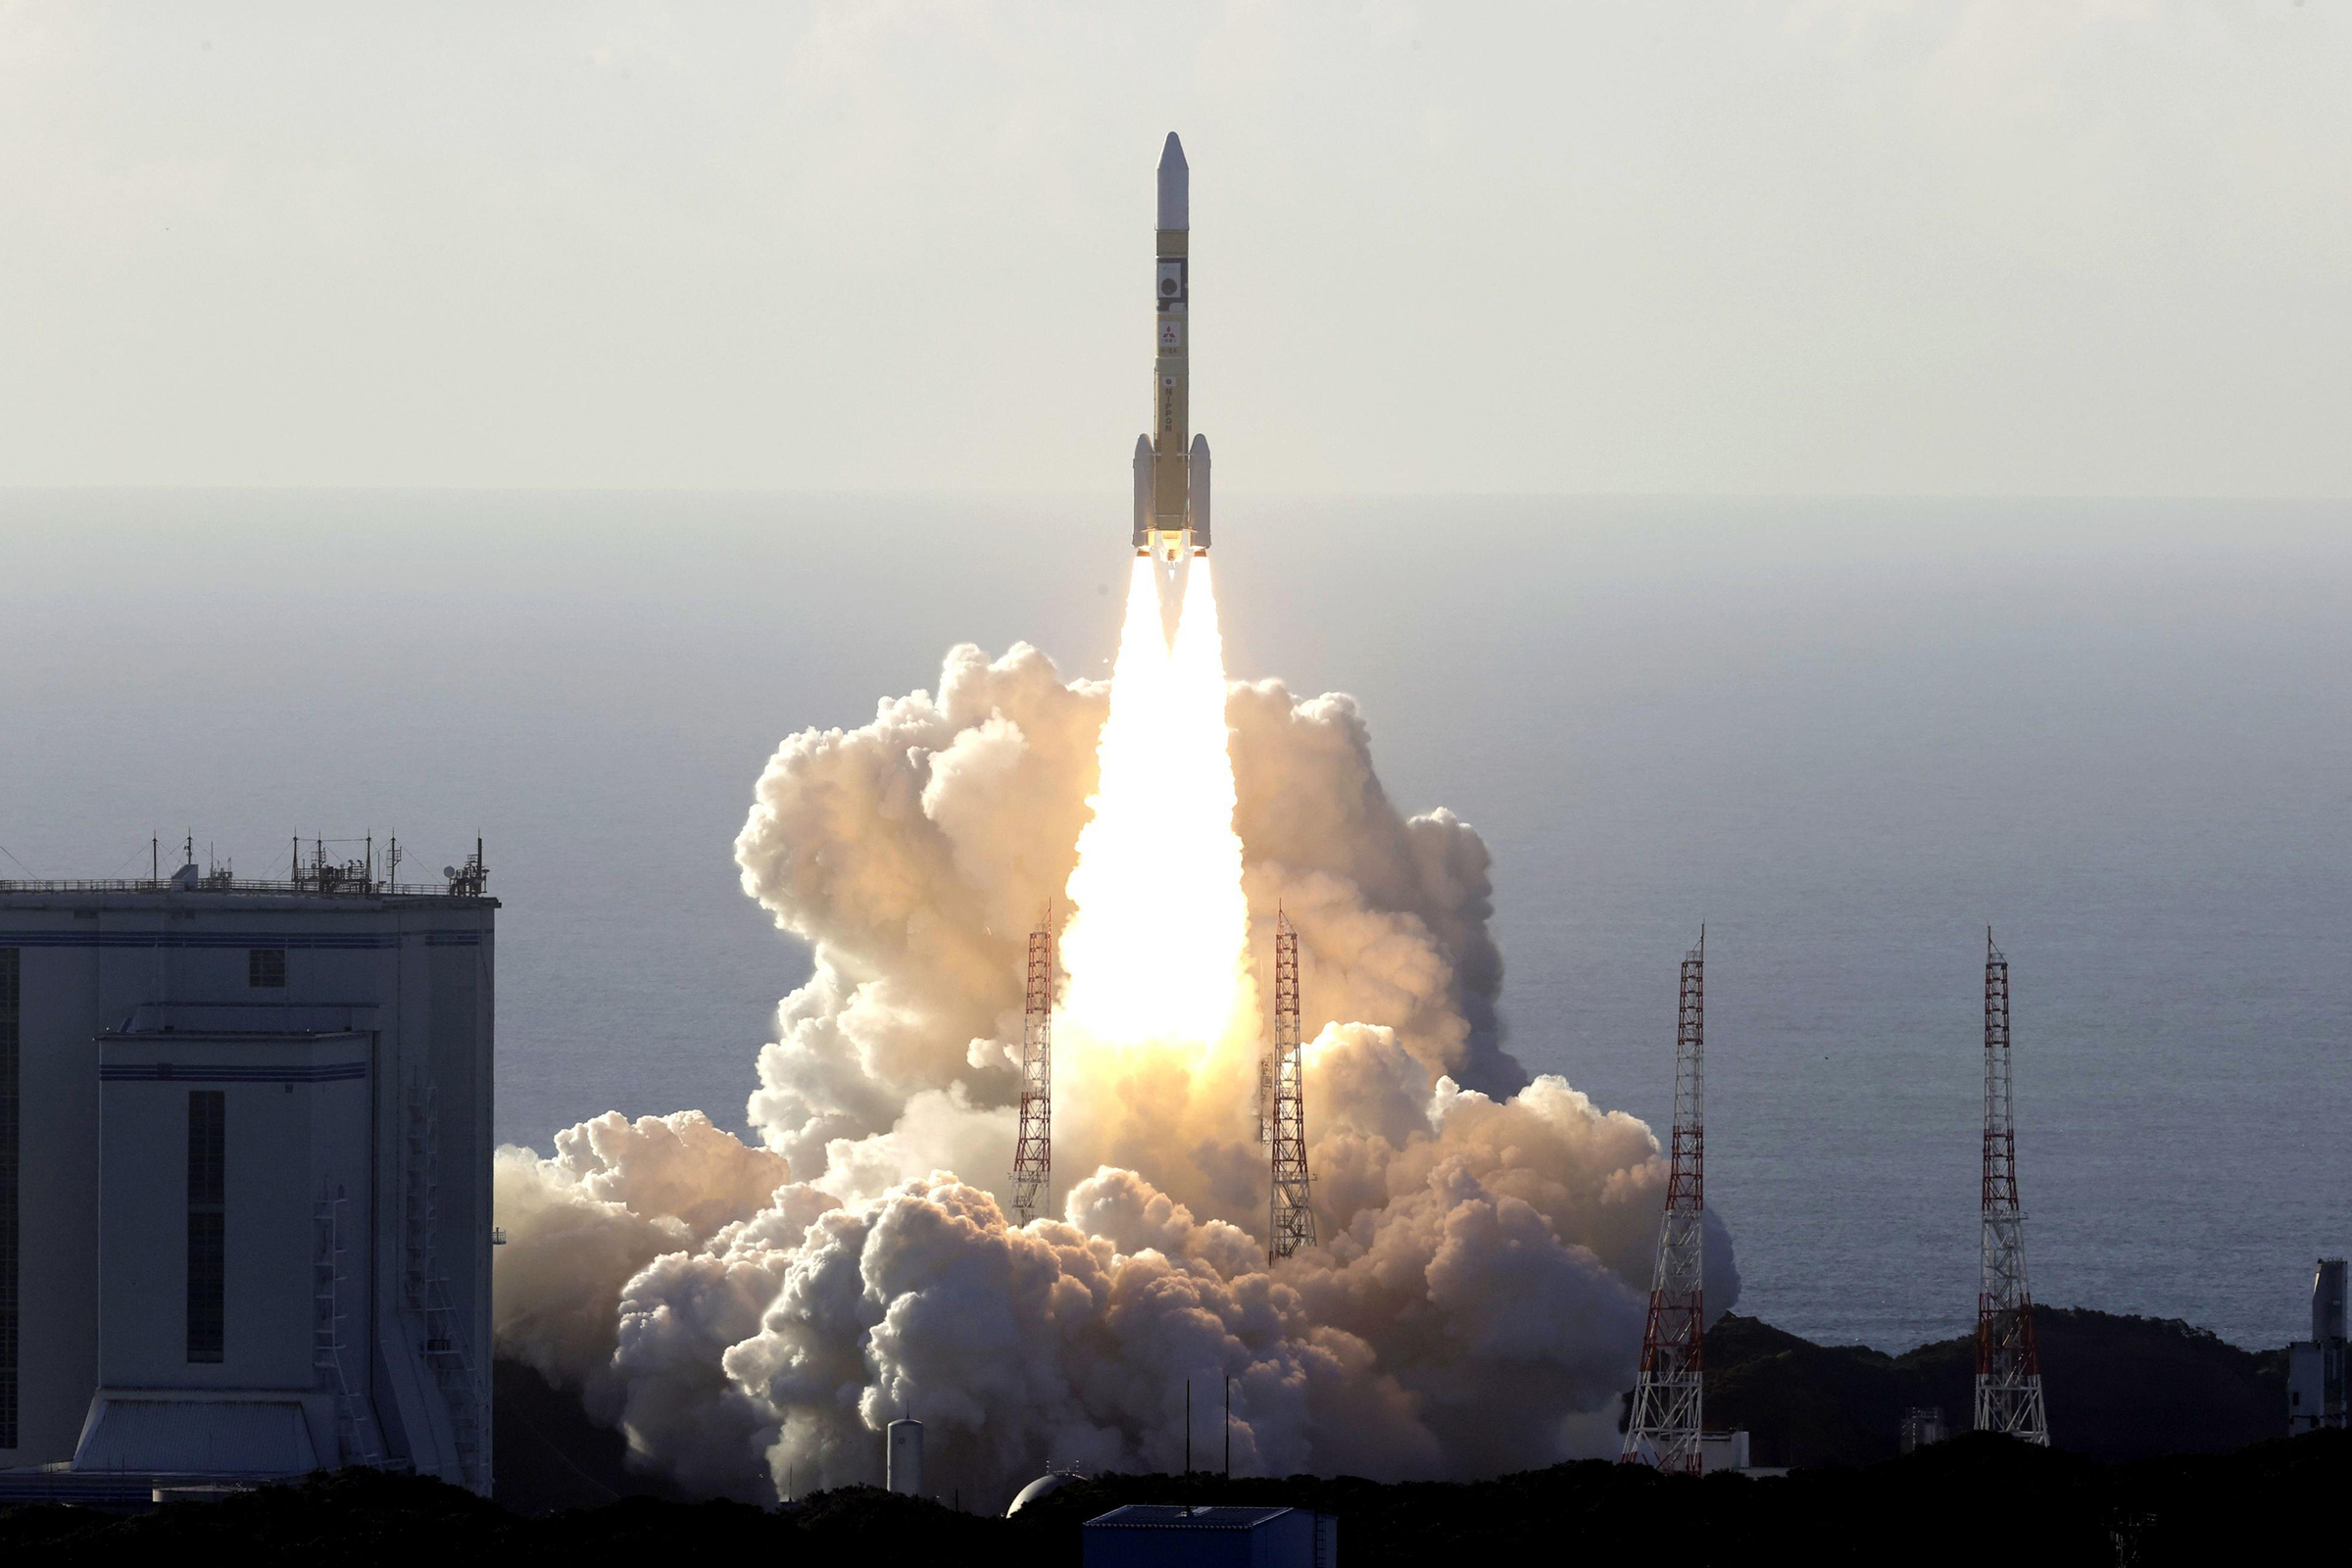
[1267,911,1314,1261]
[1974,930,2049,1445]
[1009,912,1054,1226]
[1623,931,1707,1475]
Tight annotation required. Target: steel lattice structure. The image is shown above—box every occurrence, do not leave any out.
[1009,913,1055,1227]
[1268,911,1316,1261]
[1975,930,2049,1444]
[1623,930,1707,1475]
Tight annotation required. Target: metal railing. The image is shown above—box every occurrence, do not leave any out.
[0,877,481,898]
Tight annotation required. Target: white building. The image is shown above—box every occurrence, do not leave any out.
[0,853,495,1495]
[1899,1406,1949,1454]
[1697,1429,1751,1473]
[2287,1257,2347,1437]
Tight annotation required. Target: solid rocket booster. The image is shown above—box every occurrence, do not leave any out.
[1134,132,1210,562]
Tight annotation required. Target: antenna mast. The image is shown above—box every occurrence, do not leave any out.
[1267,910,1315,1262]
[1623,928,1707,1474]
[1975,930,2049,1444]
[1009,908,1055,1226]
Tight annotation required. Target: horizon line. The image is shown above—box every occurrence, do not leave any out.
[3,484,2347,506]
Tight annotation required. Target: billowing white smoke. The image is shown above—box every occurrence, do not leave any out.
[494,631,1739,1500]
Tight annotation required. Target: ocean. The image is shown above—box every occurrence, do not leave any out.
[3,490,2344,1352]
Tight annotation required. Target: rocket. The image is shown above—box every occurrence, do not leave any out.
[1134,132,1210,564]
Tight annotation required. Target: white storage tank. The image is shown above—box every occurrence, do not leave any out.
[886,1418,924,1496]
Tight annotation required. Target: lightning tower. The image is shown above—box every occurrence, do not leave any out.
[1267,910,1315,1261]
[1975,929,2049,1444]
[1623,930,1706,1475]
[1010,911,1054,1226]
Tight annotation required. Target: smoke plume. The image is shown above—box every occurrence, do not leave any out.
[495,585,1738,1501]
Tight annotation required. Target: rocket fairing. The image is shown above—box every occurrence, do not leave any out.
[1133,132,1210,563]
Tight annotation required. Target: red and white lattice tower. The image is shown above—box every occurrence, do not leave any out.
[1975,929,2048,1444]
[1009,911,1055,1227]
[1623,930,1706,1474]
[1267,910,1315,1262]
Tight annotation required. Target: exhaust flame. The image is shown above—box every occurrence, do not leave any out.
[1056,559,1250,1054]
[489,539,1745,1500]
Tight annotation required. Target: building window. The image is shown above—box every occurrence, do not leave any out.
[247,948,286,989]
[0,949,17,1446]
[186,1091,224,1364]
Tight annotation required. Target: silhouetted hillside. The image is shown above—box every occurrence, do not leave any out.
[1705,1307,2286,1467]
[2,1315,2290,1562]
[2,1435,2344,1565]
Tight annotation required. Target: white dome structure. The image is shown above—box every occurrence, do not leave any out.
[1004,1466,1085,1516]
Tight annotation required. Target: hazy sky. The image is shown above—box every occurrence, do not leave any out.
[2,2,2345,495]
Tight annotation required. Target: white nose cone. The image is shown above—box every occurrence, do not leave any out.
[1157,132,1189,230]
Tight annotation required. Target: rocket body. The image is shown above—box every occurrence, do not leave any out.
[1135,133,1210,561]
